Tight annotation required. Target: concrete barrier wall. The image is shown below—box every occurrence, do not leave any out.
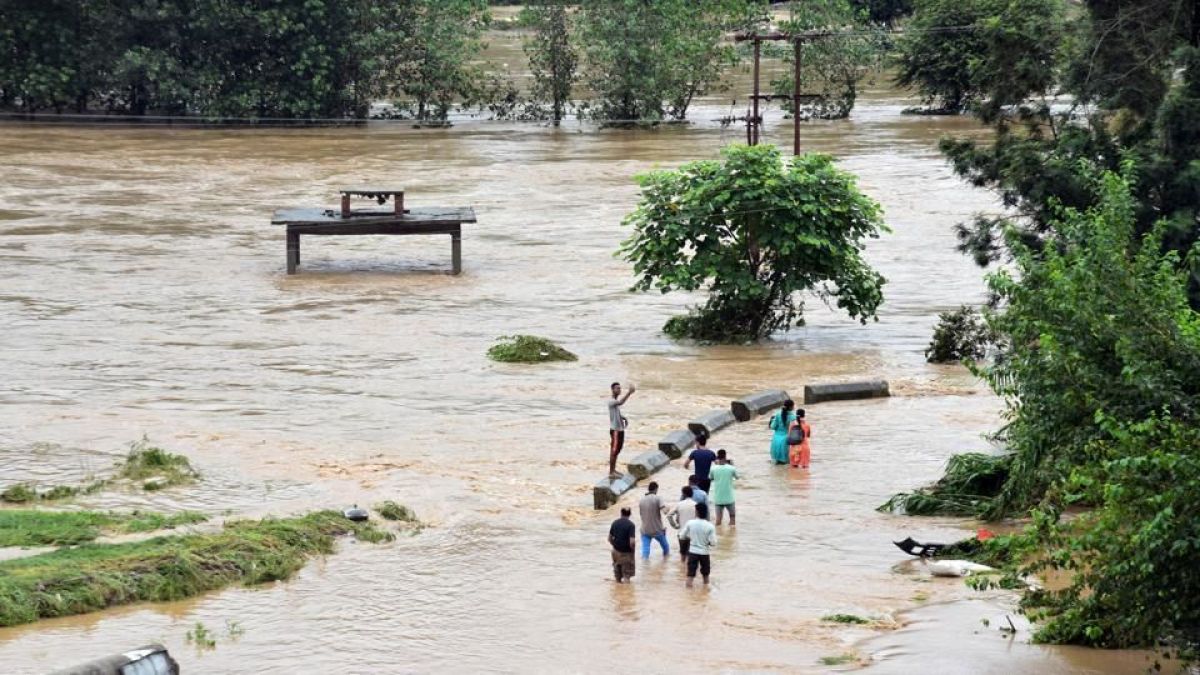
[803,380,889,404]
[730,389,790,422]
[627,450,671,480]
[657,429,695,459]
[594,384,885,509]
[687,409,737,438]
[594,474,638,510]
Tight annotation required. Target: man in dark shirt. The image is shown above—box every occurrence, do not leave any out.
[607,507,637,583]
[684,434,718,492]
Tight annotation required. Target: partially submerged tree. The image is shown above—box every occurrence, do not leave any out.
[770,0,890,120]
[388,0,493,122]
[575,0,764,123]
[620,144,888,343]
[893,0,1063,114]
[521,1,577,122]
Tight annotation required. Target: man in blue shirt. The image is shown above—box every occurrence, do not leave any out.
[684,433,718,492]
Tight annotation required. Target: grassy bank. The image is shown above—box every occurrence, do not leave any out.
[0,510,393,627]
[0,509,208,547]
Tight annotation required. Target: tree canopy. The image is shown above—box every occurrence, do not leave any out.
[620,144,888,343]
[893,0,1063,114]
[575,0,764,123]
[0,0,491,120]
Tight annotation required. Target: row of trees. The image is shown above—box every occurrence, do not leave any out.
[0,0,494,119]
[886,0,1200,661]
[1,0,893,122]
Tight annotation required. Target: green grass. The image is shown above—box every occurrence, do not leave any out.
[818,653,857,666]
[0,509,209,547]
[0,510,392,627]
[822,613,870,625]
[486,335,577,363]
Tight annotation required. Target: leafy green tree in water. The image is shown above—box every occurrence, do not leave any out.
[520,1,577,122]
[389,0,492,122]
[620,144,888,343]
[770,0,890,119]
[893,0,1063,114]
[575,0,764,123]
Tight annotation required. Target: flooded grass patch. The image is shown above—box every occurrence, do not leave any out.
[0,509,208,547]
[118,439,199,490]
[818,653,858,666]
[0,510,393,627]
[0,439,199,503]
[822,613,871,625]
[486,335,577,363]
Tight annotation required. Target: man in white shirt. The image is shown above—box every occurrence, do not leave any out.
[680,502,718,587]
[607,382,635,478]
[667,485,699,565]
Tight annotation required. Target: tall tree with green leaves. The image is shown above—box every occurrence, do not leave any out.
[938,0,1200,290]
[893,0,1063,114]
[520,1,577,123]
[770,0,890,119]
[575,0,764,123]
[388,0,492,122]
[620,144,888,343]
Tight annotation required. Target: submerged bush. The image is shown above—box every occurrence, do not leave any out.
[0,484,37,504]
[878,452,1011,517]
[375,500,417,522]
[925,305,993,363]
[487,335,577,363]
[118,439,199,490]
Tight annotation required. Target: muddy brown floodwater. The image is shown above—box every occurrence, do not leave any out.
[0,43,1161,675]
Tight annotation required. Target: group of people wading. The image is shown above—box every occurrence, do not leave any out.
[605,382,812,586]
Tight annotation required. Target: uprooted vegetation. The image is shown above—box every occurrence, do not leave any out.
[0,439,199,503]
[0,510,395,627]
[878,452,1011,518]
[486,335,577,363]
[0,509,209,548]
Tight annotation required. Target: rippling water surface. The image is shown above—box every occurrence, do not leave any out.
[0,52,1156,673]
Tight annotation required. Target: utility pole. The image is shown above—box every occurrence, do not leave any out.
[735,30,830,155]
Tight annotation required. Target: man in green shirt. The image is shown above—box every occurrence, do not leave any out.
[709,449,739,526]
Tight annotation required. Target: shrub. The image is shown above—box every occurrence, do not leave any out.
[925,305,993,363]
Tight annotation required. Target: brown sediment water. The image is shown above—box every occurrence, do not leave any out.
[0,41,1155,675]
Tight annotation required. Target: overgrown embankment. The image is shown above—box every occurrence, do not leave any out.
[0,510,395,627]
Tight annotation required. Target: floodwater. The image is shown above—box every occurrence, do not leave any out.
[0,34,1160,675]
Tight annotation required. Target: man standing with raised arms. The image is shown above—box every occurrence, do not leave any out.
[607,381,635,478]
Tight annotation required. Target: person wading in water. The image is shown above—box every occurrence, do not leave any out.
[608,507,637,583]
[607,382,636,478]
[789,408,813,469]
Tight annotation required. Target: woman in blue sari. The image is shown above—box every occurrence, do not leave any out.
[768,399,796,464]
